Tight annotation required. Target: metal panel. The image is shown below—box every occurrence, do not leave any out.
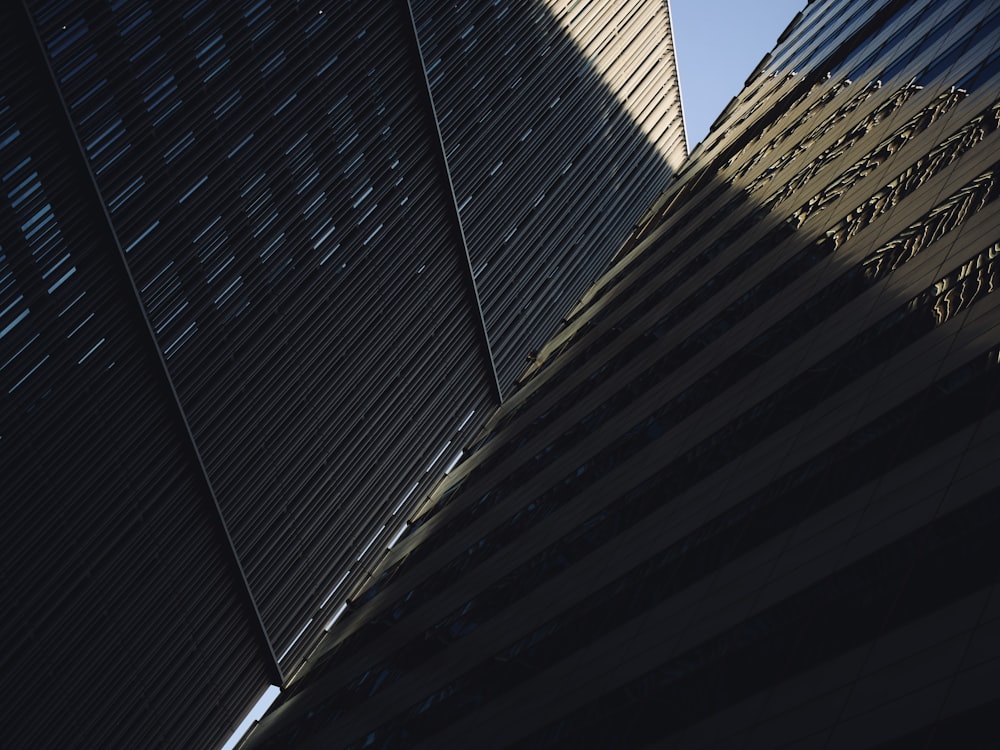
[0,3,274,746]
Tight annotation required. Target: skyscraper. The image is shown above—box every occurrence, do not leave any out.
[243,0,1000,747]
[410,0,686,387]
[0,1,683,747]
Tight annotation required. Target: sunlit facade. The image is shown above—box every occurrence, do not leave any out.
[412,0,686,386]
[244,0,1000,747]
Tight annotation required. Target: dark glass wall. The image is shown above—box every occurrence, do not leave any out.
[243,1,1000,747]
[0,4,273,747]
[2,1,686,747]
[24,0,497,673]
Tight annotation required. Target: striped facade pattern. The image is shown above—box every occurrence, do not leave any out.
[413,0,687,389]
[1,1,683,748]
[0,4,276,747]
[245,0,1000,747]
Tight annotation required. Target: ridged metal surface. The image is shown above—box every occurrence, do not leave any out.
[0,3,273,747]
[4,1,683,747]
[24,0,498,678]
[411,0,687,390]
[243,0,1000,747]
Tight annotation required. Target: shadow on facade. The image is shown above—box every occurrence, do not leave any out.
[411,0,687,390]
[0,2,686,749]
[224,0,1000,745]
[270,59,1000,745]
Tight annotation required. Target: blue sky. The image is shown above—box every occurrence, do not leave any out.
[671,0,807,148]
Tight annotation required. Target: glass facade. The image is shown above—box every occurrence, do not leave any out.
[1,1,684,748]
[245,1,1000,747]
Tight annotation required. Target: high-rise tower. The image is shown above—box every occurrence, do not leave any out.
[0,1,684,747]
[244,0,1000,747]
[410,0,686,387]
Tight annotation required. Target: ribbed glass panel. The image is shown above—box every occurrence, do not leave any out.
[25,0,495,678]
[0,6,270,748]
[243,1,1000,747]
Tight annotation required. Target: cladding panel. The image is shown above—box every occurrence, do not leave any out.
[245,1,1000,747]
[26,0,497,670]
[0,5,272,747]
